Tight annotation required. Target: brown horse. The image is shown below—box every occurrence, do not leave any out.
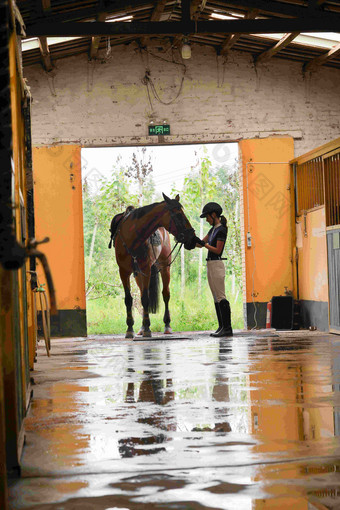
[110,193,197,339]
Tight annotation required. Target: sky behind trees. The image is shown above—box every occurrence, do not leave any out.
[81,143,238,196]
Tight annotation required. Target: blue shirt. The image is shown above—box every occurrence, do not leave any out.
[207,225,227,260]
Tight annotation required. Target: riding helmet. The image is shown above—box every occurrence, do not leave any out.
[200,202,222,218]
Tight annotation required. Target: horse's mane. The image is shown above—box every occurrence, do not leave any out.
[129,202,161,220]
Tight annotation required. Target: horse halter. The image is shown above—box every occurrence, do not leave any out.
[165,201,195,245]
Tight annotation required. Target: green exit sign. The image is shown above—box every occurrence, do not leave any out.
[148,124,170,136]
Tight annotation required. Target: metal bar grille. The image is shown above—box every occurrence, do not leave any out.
[324,151,340,227]
[296,156,324,214]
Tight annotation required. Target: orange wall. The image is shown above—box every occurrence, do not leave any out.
[33,145,86,312]
[239,138,295,305]
[296,207,328,302]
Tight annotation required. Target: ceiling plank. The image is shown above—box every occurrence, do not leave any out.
[26,17,340,37]
[219,9,258,56]
[25,1,154,25]
[303,42,340,72]
[90,12,107,59]
[255,31,300,64]
[23,0,339,27]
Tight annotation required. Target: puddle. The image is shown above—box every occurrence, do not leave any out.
[8,333,340,509]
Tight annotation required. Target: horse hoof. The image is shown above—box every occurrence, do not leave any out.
[143,330,152,338]
[164,327,172,334]
[125,331,134,339]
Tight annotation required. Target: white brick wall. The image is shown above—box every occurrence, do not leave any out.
[24,42,340,156]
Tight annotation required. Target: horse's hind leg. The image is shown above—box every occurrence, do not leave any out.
[135,274,152,338]
[160,266,172,334]
[120,269,134,339]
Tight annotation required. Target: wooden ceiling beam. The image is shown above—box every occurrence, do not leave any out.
[255,31,300,64]
[26,16,340,37]
[303,42,340,72]
[170,0,206,54]
[219,9,258,56]
[41,0,51,11]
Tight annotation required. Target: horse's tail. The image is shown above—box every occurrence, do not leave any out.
[148,264,159,314]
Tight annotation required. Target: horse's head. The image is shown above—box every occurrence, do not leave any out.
[162,193,197,249]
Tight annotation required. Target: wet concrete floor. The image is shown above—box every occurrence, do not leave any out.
[8,330,340,509]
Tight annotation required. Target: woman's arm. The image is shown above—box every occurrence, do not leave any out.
[204,239,224,255]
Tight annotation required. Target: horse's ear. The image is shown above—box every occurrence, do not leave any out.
[175,194,180,201]
[162,192,171,204]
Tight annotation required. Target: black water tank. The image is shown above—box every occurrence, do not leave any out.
[271,296,294,330]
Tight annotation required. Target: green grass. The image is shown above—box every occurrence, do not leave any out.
[87,278,244,335]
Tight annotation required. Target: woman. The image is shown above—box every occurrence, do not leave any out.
[197,202,233,337]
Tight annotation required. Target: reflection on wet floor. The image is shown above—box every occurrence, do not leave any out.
[8,332,340,509]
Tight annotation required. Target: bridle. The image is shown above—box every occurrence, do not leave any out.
[165,201,195,245]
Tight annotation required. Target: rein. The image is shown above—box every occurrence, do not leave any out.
[151,239,183,275]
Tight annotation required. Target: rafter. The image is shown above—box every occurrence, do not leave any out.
[26,16,340,37]
[140,0,167,47]
[38,35,53,71]
[90,12,107,59]
[217,0,329,19]
[303,42,340,72]
[150,0,167,21]
[38,0,53,71]
[219,9,258,56]
[255,32,299,64]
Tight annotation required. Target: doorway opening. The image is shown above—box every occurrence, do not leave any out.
[81,142,243,335]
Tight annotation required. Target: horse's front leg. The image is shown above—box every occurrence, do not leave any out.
[161,266,172,334]
[120,269,134,339]
[141,279,152,337]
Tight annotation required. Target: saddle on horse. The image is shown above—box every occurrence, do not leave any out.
[108,206,135,249]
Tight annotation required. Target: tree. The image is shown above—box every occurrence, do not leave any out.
[181,149,217,294]
[214,160,242,294]
[125,147,154,206]
[83,168,139,299]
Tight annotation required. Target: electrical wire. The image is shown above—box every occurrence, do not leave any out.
[251,234,258,330]
[139,45,186,106]
[142,67,186,106]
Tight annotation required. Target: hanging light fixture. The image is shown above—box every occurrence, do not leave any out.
[181,36,191,59]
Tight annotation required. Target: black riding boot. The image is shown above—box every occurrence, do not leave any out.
[210,302,222,337]
[211,299,233,337]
